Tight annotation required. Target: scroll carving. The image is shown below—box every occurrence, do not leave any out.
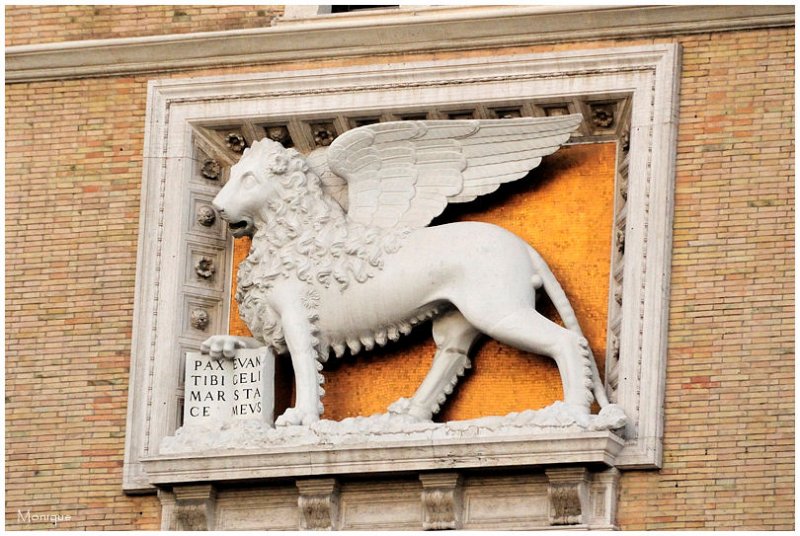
[420,473,463,530]
[169,485,216,531]
[296,478,340,531]
[546,468,590,526]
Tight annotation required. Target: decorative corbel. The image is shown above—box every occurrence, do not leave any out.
[591,467,621,529]
[545,467,590,526]
[169,484,217,531]
[419,472,464,530]
[296,478,340,531]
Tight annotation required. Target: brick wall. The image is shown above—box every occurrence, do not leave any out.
[5,74,159,528]
[5,5,283,47]
[617,28,795,530]
[5,8,794,530]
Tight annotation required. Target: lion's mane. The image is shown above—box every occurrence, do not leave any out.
[235,140,408,350]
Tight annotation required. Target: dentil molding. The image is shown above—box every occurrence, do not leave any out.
[5,5,793,83]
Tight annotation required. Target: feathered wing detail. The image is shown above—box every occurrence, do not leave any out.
[310,115,582,229]
[307,148,349,211]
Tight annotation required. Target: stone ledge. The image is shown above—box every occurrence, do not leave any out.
[141,431,625,486]
[6,5,793,82]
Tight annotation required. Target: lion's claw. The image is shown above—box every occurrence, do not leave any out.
[200,335,262,359]
[275,407,319,427]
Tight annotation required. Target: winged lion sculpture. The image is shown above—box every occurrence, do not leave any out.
[202,115,619,427]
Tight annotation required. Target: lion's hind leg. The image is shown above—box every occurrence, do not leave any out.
[460,305,595,414]
[389,310,481,421]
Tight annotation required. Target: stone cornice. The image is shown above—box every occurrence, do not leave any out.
[5,5,794,83]
[141,431,626,486]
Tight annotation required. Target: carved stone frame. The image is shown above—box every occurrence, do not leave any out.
[124,44,680,492]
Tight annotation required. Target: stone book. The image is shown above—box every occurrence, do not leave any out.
[183,348,274,427]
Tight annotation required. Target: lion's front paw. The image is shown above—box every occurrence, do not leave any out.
[201,335,261,359]
[275,407,320,427]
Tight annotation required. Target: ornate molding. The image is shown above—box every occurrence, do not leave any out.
[200,159,221,180]
[546,468,590,526]
[167,484,217,531]
[420,473,464,530]
[224,132,247,154]
[189,308,209,331]
[6,6,792,83]
[193,256,215,280]
[196,205,216,227]
[296,478,340,531]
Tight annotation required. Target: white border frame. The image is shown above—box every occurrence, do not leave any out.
[124,44,680,491]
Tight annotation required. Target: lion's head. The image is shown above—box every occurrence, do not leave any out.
[212,139,299,238]
[217,139,407,346]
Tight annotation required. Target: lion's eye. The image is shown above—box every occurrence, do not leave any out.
[242,173,257,189]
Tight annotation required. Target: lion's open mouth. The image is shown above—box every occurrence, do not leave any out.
[228,219,253,238]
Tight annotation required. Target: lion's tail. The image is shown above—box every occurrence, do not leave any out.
[527,246,611,408]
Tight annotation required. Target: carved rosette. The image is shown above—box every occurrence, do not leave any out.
[201,158,221,180]
[419,473,463,530]
[190,308,209,331]
[311,123,337,147]
[590,103,615,129]
[196,205,216,227]
[194,256,216,280]
[266,125,293,147]
[296,478,340,531]
[225,132,247,153]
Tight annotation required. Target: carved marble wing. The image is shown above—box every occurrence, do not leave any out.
[311,114,582,229]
